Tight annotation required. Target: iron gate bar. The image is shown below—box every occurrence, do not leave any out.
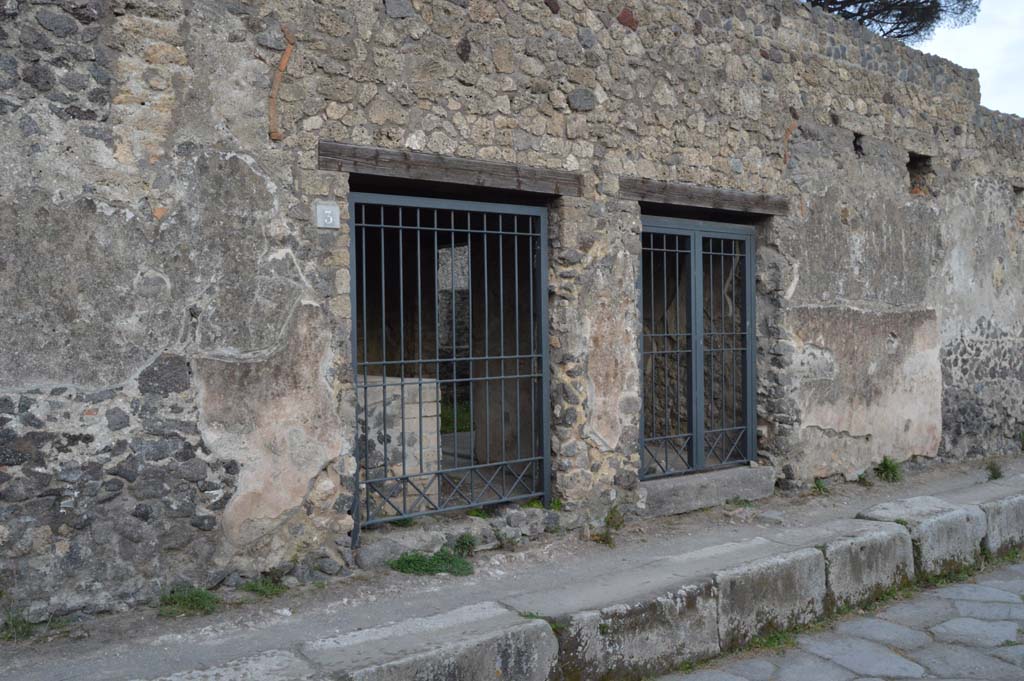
[348,193,550,545]
[638,216,756,481]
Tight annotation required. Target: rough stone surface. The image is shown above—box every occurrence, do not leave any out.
[298,602,557,681]
[0,0,1021,618]
[670,567,1024,681]
[858,496,987,576]
[982,494,1024,555]
[553,579,720,678]
[716,548,827,650]
[821,519,915,611]
[641,464,775,518]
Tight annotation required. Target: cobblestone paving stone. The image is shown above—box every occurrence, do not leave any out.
[663,562,1024,681]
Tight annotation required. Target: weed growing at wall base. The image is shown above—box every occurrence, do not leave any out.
[988,460,1004,480]
[875,456,903,483]
[389,548,473,576]
[240,576,288,598]
[1,611,34,641]
[158,586,220,617]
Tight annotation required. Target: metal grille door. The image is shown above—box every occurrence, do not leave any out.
[350,193,550,532]
[639,217,755,480]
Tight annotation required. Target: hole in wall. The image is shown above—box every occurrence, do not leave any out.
[907,152,934,196]
[1013,185,1023,197]
[853,133,865,157]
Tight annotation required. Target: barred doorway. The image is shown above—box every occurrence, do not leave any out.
[350,193,550,535]
[639,217,756,480]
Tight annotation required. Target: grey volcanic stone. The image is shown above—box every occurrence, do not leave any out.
[798,634,926,678]
[137,354,190,396]
[567,88,596,111]
[105,406,129,431]
[383,0,415,18]
[930,617,1019,647]
[834,617,932,650]
[934,584,1022,604]
[906,643,1022,679]
[36,9,79,37]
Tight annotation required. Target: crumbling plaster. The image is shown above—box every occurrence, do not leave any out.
[0,0,1021,618]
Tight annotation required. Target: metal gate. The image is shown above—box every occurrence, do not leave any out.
[639,216,756,480]
[349,193,550,535]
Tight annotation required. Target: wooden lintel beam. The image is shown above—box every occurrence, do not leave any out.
[618,177,790,216]
[318,141,585,197]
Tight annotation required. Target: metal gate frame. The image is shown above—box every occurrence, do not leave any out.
[348,192,551,545]
[639,216,757,479]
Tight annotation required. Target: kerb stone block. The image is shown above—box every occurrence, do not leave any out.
[858,496,986,577]
[552,578,720,680]
[300,602,557,681]
[980,493,1024,556]
[715,547,826,650]
[820,519,915,611]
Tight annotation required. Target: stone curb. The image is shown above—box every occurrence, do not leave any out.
[857,495,987,577]
[541,489,1023,680]
[299,601,558,681]
[130,486,1024,681]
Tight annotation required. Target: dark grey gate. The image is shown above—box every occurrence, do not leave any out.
[639,217,756,480]
[349,193,550,537]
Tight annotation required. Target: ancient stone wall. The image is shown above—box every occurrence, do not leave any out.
[0,0,1021,618]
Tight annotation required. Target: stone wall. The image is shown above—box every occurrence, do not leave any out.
[0,0,1021,618]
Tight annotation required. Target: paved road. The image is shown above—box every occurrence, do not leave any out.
[665,561,1024,681]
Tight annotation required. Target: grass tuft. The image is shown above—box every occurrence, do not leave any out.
[389,548,473,576]
[605,505,625,531]
[390,517,416,528]
[158,585,220,617]
[987,460,1004,481]
[240,576,288,599]
[874,456,902,483]
[1,612,34,641]
[726,496,753,508]
[857,472,874,488]
[812,478,830,496]
[453,533,477,558]
[467,507,494,519]
[746,628,797,651]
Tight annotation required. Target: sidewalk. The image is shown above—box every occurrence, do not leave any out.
[660,560,1024,680]
[4,458,1024,681]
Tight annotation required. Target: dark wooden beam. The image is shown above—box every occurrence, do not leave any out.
[618,177,790,216]
[318,141,585,197]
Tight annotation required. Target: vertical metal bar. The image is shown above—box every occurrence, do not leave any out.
[467,213,475,503]
[661,236,669,471]
[433,210,442,497]
[416,210,424,481]
[745,235,757,461]
[539,212,551,505]
[674,236,682,459]
[450,210,461,503]
[398,212,409,513]
[513,220,522,486]
[692,231,705,471]
[483,219,491,472]
[350,202,363,548]
[498,214,506,496]
[528,217,537,496]
[648,235,657,472]
[379,221,393,513]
